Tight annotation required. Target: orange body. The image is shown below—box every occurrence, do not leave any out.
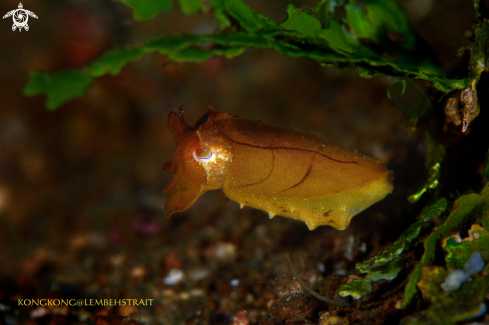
[163,105,393,230]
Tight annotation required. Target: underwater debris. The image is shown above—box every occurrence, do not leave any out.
[284,253,347,306]
[460,81,480,132]
[444,97,462,126]
[440,269,467,293]
[444,81,480,133]
[441,252,485,292]
[319,313,349,325]
[230,310,249,325]
[465,251,485,274]
[442,0,488,133]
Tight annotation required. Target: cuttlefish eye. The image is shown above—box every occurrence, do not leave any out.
[192,151,216,163]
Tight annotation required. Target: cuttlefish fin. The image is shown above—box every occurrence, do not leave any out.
[167,104,192,144]
[163,172,205,217]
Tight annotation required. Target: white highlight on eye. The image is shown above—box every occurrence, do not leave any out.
[192,151,216,163]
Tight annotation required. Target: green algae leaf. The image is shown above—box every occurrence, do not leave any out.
[144,34,203,53]
[416,265,489,322]
[421,232,439,266]
[90,48,144,77]
[352,199,448,307]
[357,199,447,274]
[485,150,489,179]
[422,193,484,265]
[417,266,448,303]
[408,134,445,203]
[24,70,92,111]
[443,224,489,270]
[212,7,231,29]
[366,0,410,33]
[209,0,271,32]
[25,0,480,110]
[280,5,322,38]
[419,76,467,95]
[344,5,377,41]
[357,222,420,272]
[468,19,489,80]
[220,0,263,32]
[315,21,359,54]
[416,259,489,323]
[441,252,485,293]
[121,0,173,21]
[401,262,422,308]
[439,193,483,235]
[408,162,440,203]
[358,0,416,49]
[315,0,436,72]
[483,203,489,229]
[168,47,215,62]
[178,0,202,15]
[354,199,447,302]
[144,34,246,61]
[366,259,403,282]
[403,183,489,309]
[482,181,489,199]
[338,278,372,300]
[419,197,448,222]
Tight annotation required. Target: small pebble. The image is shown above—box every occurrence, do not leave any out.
[475,303,487,318]
[163,269,184,285]
[31,307,47,318]
[230,310,249,325]
[441,269,467,292]
[188,268,210,282]
[465,252,485,275]
[319,312,349,325]
[213,242,237,263]
[131,266,146,279]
